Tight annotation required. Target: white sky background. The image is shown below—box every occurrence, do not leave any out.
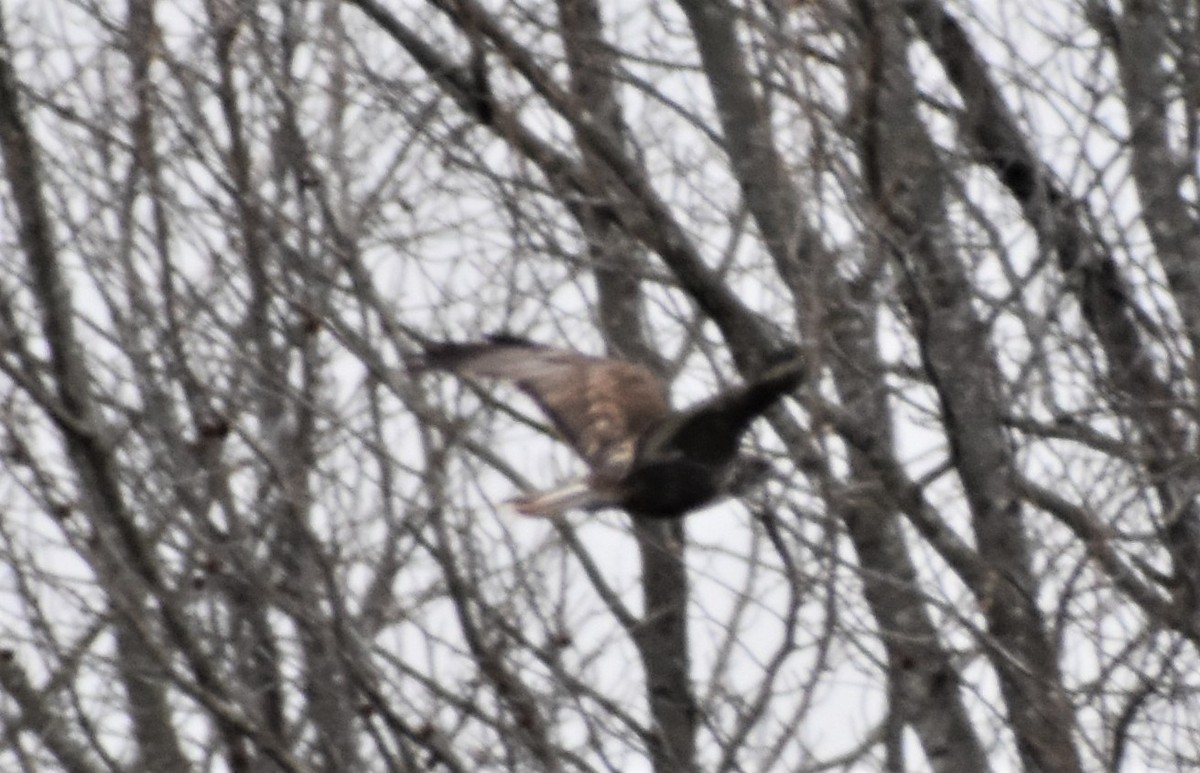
[2,0,1198,770]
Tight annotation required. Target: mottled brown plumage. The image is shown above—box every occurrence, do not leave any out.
[415,334,803,519]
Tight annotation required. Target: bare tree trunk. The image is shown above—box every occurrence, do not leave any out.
[849,4,1080,770]
[676,2,990,768]
[1,16,192,770]
[7,0,1200,769]
[557,2,698,769]
[904,0,1199,643]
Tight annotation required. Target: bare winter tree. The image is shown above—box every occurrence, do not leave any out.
[2,0,1199,770]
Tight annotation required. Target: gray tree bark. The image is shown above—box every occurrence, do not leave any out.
[5,0,1200,770]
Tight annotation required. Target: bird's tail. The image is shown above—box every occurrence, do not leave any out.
[506,478,618,517]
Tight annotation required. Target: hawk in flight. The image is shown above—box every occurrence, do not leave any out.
[415,334,803,519]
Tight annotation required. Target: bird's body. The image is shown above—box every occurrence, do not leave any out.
[415,334,802,519]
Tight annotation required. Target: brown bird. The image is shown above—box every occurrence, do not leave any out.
[415,334,803,519]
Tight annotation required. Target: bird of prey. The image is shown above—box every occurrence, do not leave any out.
[414,334,803,519]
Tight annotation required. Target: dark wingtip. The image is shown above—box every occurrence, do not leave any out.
[409,332,543,373]
[483,331,540,348]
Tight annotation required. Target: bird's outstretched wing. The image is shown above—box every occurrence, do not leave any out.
[416,334,671,475]
[643,353,805,468]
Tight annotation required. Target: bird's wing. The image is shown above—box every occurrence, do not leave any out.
[417,334,671,475]
[644,353,805,468]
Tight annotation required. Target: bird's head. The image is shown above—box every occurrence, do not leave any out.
[724,455,776,496]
